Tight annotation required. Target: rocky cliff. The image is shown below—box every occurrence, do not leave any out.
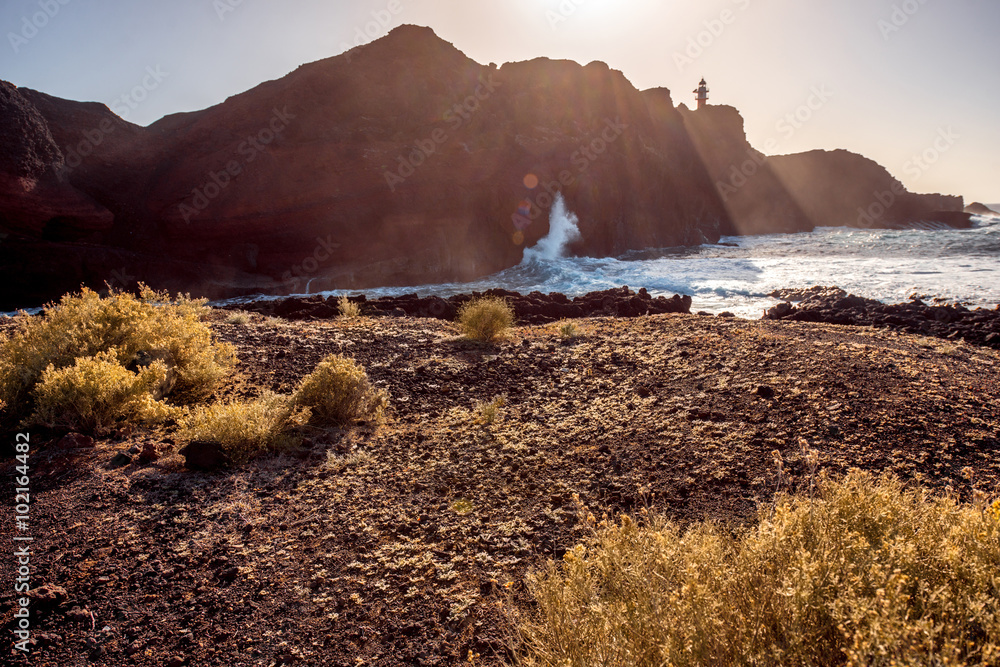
[0,26,731,309]
[679,104,966,234]
[0,25,969,309]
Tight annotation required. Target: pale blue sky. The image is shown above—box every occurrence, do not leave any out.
[2,0,998,202]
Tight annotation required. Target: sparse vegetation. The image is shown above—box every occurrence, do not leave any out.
[450,499,474,515]
[475,396,505,425]
[557,320,581,339]
[456,296,514,343]
[0,286,235,430]
[512,471,1000,667]
[177,354,383,462]
[293,354,387,426]
[224,311,250,325]
[178,392,300,463]
[338,295,362,320]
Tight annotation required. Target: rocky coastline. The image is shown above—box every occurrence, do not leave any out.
[226,285,1000,348]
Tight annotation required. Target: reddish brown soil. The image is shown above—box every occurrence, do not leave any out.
[3,311,999,666]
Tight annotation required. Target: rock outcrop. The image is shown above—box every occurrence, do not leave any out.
[228,286,692,325]
[763,287,1000,348]
[679,104,967,233]
[965,202,1000,218]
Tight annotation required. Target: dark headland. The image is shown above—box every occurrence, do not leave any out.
[0,24,973,310]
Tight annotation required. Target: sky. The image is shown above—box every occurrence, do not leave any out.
[2,0,998,203]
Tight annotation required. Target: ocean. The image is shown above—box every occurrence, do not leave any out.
[340,197,1000,319]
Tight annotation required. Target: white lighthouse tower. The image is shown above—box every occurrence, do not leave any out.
[694,78,709,110]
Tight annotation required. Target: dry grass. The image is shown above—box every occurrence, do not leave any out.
[511,470,1000,667]
[475,396,505,425]
[293,354,387,426]
[338,295,362,320]
[456,296,514,344]
[557,320,581,339]
[178,392,301,463]
[0,286,235,429]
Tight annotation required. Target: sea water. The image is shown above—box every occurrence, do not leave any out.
[345,196,1000,319]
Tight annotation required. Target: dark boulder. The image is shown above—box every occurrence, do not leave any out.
[178,441,233,471]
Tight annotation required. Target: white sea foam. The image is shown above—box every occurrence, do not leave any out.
[522,193,581,262]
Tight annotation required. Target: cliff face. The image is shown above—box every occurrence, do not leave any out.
[680,104,966,233]
[0,26,731,309]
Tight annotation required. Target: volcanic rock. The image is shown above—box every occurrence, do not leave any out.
[178,440,233,471]
[232,286,692,324]
[763,287,1000,347]
[965,202,999,217]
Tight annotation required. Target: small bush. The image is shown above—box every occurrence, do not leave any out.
[0,286,236,427]
[512,471,1000,667]
[476,396,505,425]
[178,393,299,463]
[557,320,581,339]
[338,295,362,320]
[457,296,514,343]
[30,350,178,433]
[225,312,250,325]
[293,354,387,426]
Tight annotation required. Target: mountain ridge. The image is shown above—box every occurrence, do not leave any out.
[0,24,968,309]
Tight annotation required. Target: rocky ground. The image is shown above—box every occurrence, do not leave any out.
[3,306,1000,666]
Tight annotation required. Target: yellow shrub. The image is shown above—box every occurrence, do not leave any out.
[457,296,514,343]
[30,350,177,433]
[293,354,387,426]
[178,393,299,463]
[476,396,505,425]
[0,286,235,426]
[338,295,362,319]
[557,320,581,339]
[512,471,1000,667]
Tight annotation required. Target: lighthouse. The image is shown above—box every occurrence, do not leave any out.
[694,78,709,110]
